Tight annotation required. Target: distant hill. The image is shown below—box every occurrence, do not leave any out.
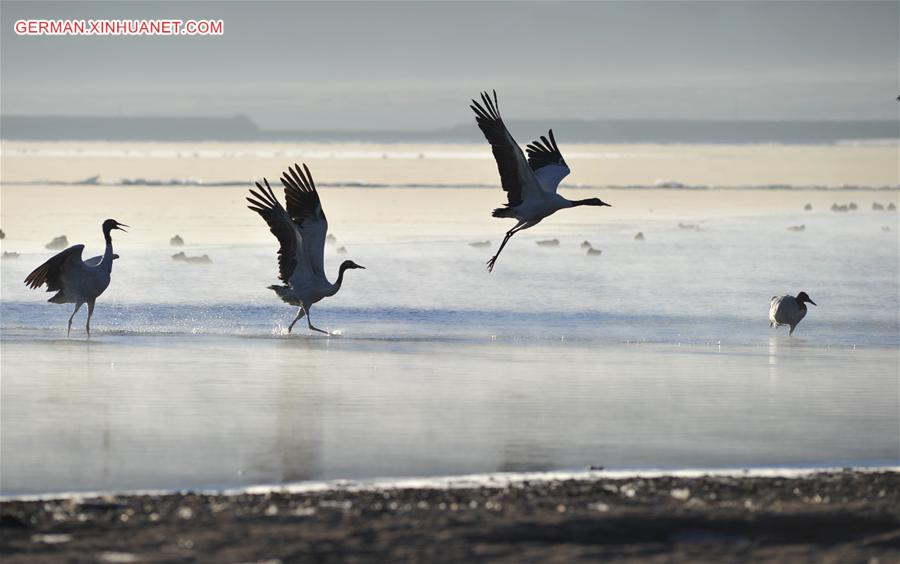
[0,115,260,142]
[1,114,897,144]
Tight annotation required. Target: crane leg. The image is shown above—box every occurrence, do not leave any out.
[67,302,83,337]
[487,225,523,272]
[86,300,95,337]
[303,305,330,335]
[287,307,306,333]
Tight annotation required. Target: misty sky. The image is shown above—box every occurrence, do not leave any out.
[2,1,898,130]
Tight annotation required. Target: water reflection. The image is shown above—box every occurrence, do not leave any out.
[1,336,898,496]
[274,370,323,483]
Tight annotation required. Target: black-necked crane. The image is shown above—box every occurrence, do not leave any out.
[247,163,365,335]
[24,219,127,336]
[470,91,611,272]
[769,292,817,336]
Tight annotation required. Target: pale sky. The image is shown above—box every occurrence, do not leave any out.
[2,1,898,130]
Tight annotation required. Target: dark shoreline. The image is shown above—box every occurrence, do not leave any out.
[2,470,898,562]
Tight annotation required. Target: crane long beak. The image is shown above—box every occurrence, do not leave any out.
[808,299,817,306]
[116,223,129,232]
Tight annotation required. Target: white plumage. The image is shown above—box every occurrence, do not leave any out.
[246,163,365,335]
[470,91,612,272]
[24,219,127,336]
[770,291,817,336]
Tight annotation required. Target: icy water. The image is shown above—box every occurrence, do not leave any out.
[2,196,898,496]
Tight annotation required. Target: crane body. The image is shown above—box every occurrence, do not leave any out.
[247,163,365,335]
[770,292,817,336]
[24,219,128,336]
[470,91,611,272]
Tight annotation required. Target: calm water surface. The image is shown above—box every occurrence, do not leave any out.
[1,335,897,496]
[1,206,898,495]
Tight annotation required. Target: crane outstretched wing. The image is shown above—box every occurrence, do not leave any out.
[470,91,543,207]
[246,179,300,284]
[526,129,570,194]
[24,244,86,291]
[279,163,328,280]
[84,254,119,267]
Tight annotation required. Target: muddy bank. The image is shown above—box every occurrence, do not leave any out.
[2,471,898,562]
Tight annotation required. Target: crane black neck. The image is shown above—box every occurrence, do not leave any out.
[334,260,362,290]
[570,198,608,208]
[103,224,114,244]
[334,261,351,288]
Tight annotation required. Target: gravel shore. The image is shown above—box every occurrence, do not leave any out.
[2,470,898,562]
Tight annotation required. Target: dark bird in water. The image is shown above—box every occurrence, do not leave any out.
[45,235,68,250]
[769,292,817,336]
[171,252,212,264]
[24,219,127,336]
[247,163,365,335]
[470,91,611,272]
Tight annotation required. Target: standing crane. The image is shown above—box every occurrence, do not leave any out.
[769,292,817,336]
[470,91,612,272]
[247,163,365,335]
[24,219,128,336]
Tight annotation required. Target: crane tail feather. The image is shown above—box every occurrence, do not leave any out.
[268,284,295,304]
[48,291,66,303]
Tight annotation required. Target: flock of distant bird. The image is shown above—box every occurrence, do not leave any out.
[20,91,886,337]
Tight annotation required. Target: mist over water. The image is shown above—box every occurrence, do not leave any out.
[2,200,898,345]
[2,334,897,497]
[2,189,898,495]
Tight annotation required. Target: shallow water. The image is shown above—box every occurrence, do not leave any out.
[3,209,898,345]
[1,335,897,496]
[1,201,898,495]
